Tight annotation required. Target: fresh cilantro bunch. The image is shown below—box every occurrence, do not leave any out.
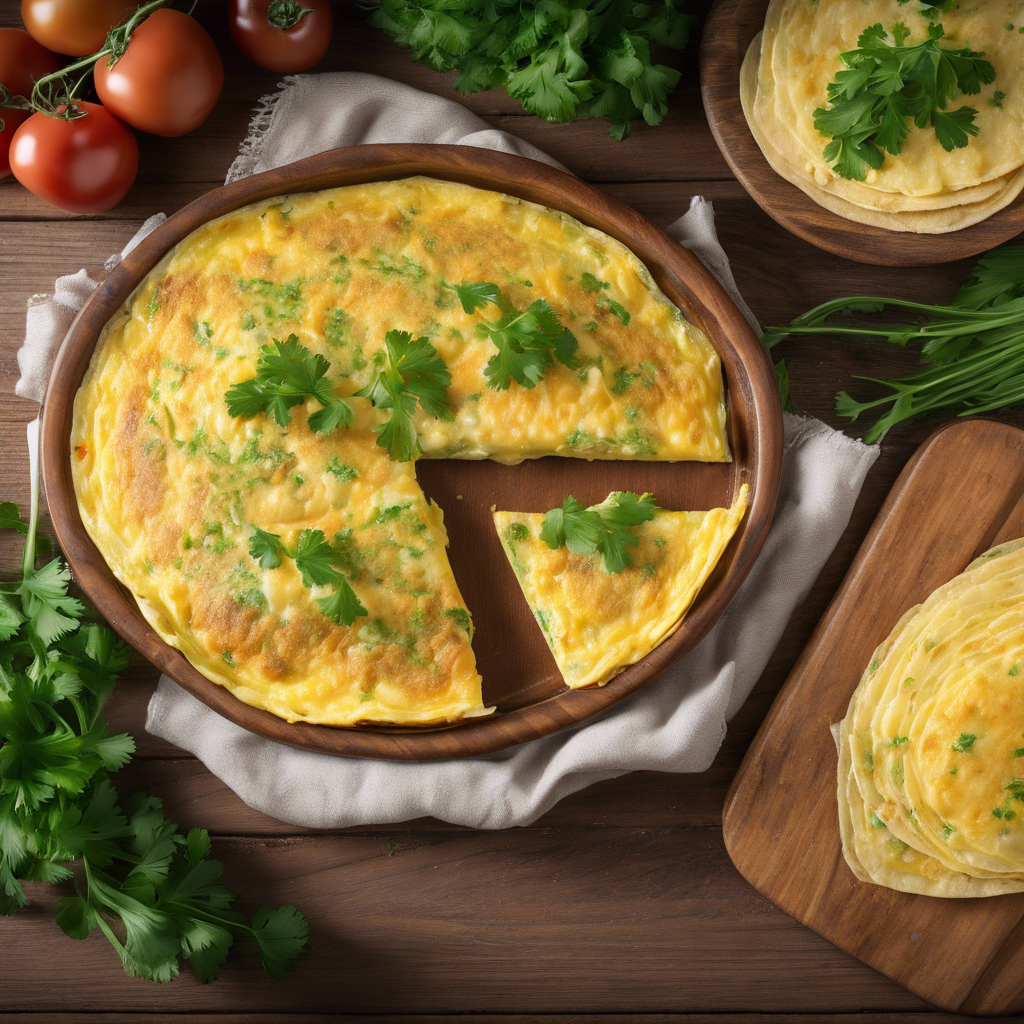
[368,0,690,140]
[813,21,996,181]
[225,334,353,434]
[355,330,453,462]
[445,281,579,390]
[249,526,367,626]
[763,244,1024,443]
[540,491,660,572]
[0,498,309,981]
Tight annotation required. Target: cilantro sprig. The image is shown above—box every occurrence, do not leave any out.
[0,499,309,981]
[369,0,690,140]
[813,22,996,181]
[355,330,453,462]
[248,526,367,626]
[539,491,661,573]
[225,334,352,434]
[763,243,1024,442]
[446,281,579,390]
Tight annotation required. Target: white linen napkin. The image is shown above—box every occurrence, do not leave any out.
[19,73,878,829]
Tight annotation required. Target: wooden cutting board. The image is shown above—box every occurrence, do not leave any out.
[723,418,1024,1015]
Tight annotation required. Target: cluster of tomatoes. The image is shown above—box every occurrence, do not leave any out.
[1,0,333,213]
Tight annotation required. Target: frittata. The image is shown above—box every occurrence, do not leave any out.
[72,177,731,727]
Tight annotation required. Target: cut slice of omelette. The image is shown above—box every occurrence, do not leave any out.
[493,486,748,688]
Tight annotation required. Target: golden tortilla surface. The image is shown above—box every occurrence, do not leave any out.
[72,177,730,727]
[835,539,1024,896]
[493,486,747,688]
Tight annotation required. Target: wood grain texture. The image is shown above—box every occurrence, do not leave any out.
[699,0,1024,266]
[40,143,783,761]
[4,0,1023,1015]
[723,419,1024,1015]
[0,831,926,1014]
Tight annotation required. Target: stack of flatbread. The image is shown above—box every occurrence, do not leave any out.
[741,0,1024,233]
[835,539,1024,896]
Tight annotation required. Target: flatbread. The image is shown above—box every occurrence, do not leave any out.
[835,540,1024,896]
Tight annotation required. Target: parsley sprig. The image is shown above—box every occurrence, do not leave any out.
[369,0,690,140]
[249,526,367,626]
[813,22,996,181]
[540,491,661,573]
[0,498,309,981]
[355,330,453,462]
[225,334,353,434]
[445,281,579,390]
[763,244,1024,442]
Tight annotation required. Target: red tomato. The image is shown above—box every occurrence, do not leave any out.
[229,0,333,73]
[1,108,30,178]
[0,27,60,99]
[21,0,137,56]
[0,27,60,179]
[10,102,138,213]
[93,9,223,137]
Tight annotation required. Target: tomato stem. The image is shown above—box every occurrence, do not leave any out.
[25,0,172,118]
[267,0,317,30]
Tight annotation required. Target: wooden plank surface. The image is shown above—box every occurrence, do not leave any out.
[723,420,1024,1015]
[1,0,1022,1016]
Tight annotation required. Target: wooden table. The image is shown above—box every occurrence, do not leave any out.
[1,2,1020,1020]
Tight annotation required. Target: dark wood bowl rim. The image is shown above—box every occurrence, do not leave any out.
[699,0,1024,267]
[41,143,783,761]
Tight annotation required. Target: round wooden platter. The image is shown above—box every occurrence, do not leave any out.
[41,143,783,761]
[700,0,1024,267]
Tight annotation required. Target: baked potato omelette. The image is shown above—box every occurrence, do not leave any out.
[72,177,731,727]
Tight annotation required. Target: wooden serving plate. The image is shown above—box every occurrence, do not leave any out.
[41,143,782,762]
[700,0,1024,267]
[723,419,1024,1015]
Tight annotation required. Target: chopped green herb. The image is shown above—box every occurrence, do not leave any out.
[507,522,529,542]
[580,272,609,294]
[193,320,213,347]
[869,814,887,829]
[596,297,630,325]
[951,733,977,753]
[326,456,358,481]
[146,284,161,319]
